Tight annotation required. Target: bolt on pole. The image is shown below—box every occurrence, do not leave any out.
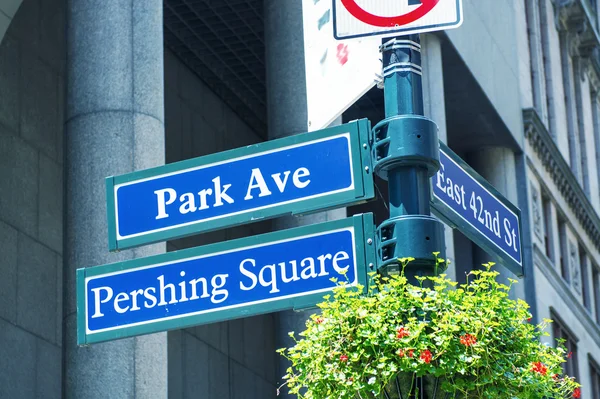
[373,34,446,281]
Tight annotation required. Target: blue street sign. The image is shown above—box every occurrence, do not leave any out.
[431,142,523,276]
[106,120,373,251]
[78,214,375,345]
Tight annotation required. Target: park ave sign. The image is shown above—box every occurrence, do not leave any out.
[106,120,374,250]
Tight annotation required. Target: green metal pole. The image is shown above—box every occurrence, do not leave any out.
[373,34,446,281]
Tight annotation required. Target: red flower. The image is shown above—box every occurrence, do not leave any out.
[567,351,573,359]
[420,349,432,364]
[340,354,348,362]
[315,317,324,324]
[396,326,410,339]
[552,374,559,380]
[408,349,414,358]
[397,349,405,358]
[460,333,477,347]
[573,387,581,398]
[531,361,548,375]
[527,317,532,322]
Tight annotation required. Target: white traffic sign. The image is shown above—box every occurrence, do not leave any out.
[333,0,463,40]
[303,0,380,131]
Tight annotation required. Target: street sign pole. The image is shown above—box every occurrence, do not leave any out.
[374,34,446,280]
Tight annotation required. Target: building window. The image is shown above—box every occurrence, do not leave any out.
[592,90,600,208]
[594,266,600,324]
[573,56,591,197]
[542,193,554,260]
[579,244,591,311]
[589,0,598,17]
[552,314,579,381]
[558,215,570,282]
[525,0,549,125]
[591,357,600,399]
[559,31,582,183]
[538,0,556,138]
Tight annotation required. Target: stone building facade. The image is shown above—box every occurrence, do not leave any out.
[0,0,599,398]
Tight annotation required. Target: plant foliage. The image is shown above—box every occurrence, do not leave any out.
[278,257,581,399]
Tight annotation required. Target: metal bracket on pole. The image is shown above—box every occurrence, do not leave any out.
[374,35,446,279]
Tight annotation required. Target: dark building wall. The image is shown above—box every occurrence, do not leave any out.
[445,0,523,147]
[0,0,65,397]
[0,0,277,397]
[164,48,277,399]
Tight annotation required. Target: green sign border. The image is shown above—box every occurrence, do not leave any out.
[106,119,374,251]
[78,213,376,345]
[430,142,524,277]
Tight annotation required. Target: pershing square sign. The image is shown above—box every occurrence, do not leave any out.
[78,214,375,344]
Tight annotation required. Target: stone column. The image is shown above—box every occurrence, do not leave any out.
[421,33,456,280]
[264,1,345,396]
[63,0,167,397]
[467,147,525,299]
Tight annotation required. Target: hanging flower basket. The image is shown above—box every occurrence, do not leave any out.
[278,257,581,399]
[377,372,458,399]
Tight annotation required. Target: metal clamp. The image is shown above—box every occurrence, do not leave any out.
[376,215,446,276]
[372,115,440,180]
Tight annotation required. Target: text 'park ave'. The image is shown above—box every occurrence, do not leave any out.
[154,167,311,220]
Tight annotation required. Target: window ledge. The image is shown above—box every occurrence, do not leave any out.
[557,0,600,51]
[557,0,600,88]
[524,108,600,251]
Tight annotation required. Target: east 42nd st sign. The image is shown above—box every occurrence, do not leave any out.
[431,143,523,276]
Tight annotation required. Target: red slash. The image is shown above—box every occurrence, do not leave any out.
[341,0,441,27]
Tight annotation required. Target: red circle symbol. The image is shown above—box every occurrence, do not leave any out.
[340,0,441,27]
